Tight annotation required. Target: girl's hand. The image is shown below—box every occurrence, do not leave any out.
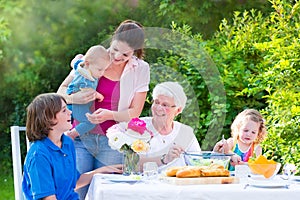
[230,154,242,166]
[86,108,113,124]
[213,139,230,154]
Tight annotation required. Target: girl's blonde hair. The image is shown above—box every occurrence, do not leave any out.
[231,109,267,144]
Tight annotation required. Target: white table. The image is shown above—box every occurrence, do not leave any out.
[85,174,300,200]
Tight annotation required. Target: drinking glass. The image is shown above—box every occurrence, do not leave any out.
[143,162,158,183]
[282,163,297,181]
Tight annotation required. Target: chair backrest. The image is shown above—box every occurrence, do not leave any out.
[11,126,29,200]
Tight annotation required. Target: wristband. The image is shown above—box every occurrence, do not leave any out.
[160,154,167,165]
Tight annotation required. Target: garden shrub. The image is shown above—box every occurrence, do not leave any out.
[1,0,298,175]
[151,0,299,172]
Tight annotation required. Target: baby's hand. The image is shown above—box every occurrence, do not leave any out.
[65,128,79,140]
[96,92,104,102]
[70,54,84,68]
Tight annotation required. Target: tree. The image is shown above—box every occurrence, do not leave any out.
[153,0,273,38]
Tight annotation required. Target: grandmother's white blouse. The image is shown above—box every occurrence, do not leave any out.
[141,117,201,171]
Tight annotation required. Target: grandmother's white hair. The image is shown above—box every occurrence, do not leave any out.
[152,82,187,111]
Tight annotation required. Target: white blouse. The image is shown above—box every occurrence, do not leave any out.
[141,117,201,171]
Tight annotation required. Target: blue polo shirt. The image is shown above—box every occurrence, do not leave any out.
[22,134,80,200]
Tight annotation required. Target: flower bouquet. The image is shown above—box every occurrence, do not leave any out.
[107,118,153,175]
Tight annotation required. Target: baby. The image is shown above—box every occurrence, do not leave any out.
[66,45,110,138]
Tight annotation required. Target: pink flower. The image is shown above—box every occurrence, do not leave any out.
[127,118,147,135]
[107,118,153,153]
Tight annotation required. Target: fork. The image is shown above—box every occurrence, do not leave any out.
[222,134,225,154]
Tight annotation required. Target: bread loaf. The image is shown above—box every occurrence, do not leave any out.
[164,164,230,178]
[176,166,201,178]
[200,169,230,177]
[209,163,225,170]
[165,166,185,177]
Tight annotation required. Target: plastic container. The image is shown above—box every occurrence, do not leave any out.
[248,163,281,179]
[184,151,232,169]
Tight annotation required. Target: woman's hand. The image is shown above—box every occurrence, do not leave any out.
[86,108,113,124]
[57,74,97,105]
[164,145,185,164]
[71,88,97,104]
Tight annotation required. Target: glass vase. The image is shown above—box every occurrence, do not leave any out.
[123,149,140,176]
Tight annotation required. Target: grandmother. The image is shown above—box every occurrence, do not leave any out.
[139,81,201,171]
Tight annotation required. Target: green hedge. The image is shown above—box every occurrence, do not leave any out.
[151,0,299,172]
[1,0,298,176]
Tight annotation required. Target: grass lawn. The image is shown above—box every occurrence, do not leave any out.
[0,173,15,200]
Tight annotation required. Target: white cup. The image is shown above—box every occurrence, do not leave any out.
[235,165,250,183]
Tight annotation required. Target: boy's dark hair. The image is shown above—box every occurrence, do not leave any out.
[26,93,66,142]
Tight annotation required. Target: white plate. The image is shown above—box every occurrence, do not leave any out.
[248,176,289,188]
[99,174,141,183]
[249,174,271,181]
[291,176,300,181]
[249,181,289,188]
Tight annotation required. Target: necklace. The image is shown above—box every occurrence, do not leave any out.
[151,119,174,144]
[158,134,168,144]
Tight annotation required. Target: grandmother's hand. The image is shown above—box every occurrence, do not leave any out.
[86,108,113,124]
[164,145,185,164]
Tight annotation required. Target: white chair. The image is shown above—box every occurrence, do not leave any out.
[11,126,29,200]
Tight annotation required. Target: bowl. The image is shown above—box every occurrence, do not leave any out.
[183,151,232,168]
[248,163,281,179]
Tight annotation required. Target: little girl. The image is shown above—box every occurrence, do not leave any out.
[213,109,267,171]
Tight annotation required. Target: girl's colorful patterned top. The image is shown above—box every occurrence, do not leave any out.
[228,140,255,171]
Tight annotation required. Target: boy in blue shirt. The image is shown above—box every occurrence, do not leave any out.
[22,93,121,199]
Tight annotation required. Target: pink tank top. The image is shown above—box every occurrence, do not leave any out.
[73,76,120,135]
[92,76,120,135]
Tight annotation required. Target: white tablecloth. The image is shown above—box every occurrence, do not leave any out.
[85,174,300,200]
